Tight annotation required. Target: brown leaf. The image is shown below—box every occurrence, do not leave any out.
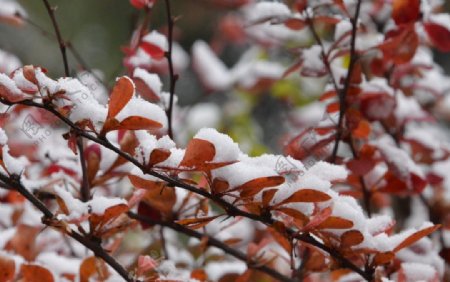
[0,255,15,282]
[340,230,364,248]
[107,77,134,119]
[180,139,215,168]
[393,225,440,253]
[21,264,54,282]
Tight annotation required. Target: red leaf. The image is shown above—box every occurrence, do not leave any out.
[284,18,306,30]
[393,225,440,253]
[137,201,161,229]
[140,42,166,60]
[379,25,419,64]
[107,77,134,119]
[392,0,420,25]
[347,158,376,176]
[180,139,215,168]
[424,22,450,52]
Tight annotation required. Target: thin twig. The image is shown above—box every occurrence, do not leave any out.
[0,173,136,282]
[163,0,178,139]
[77,137,90,202]
[41,0,70,77]
[330,0,363,163]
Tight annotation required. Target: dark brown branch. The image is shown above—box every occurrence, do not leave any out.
[0,97,371,281]
[77,137,90,202]
[330,0,363,163]
[41,0,70,77]
[128,212,296,282]
[0,172,136,282]
[163,0,178,139]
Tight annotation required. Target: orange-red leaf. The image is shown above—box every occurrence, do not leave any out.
[340,230,364,248]
[21,264,54,282]
[352,120,371,139]
[392,0,420,25]
[277,189,331,206]
[393,225,441,253]
[262,189,278,207]
[79,256,109,282]
[107,77,134,119]
[119,116,162,130]
[149,148,171,166]
[236,176,285,198]
[176,215,221,230]
[0,256,15,282]
[180,139,215,168]
[372,251,395,266]
[316,216,354,229]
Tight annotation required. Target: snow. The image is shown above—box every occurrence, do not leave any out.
[307,161,347,182]
[205,261,247,281]
[89,196,127,215]
[361,78,395,96]
[374,135,424,179]
[2,145,28,175]
[335,19,352,41]
[212,161,278,189]
[54,185,127,220]
[142,31,168,53]
[0,128,7,145]
[186,103,221,133]
[115,96,168,129]
[55,77,108,131]
[245,2,291,23]
[36,252,80,276]
[428,13,450,30]
[400,262,437,281]
[194,128,241,163]
[12,70,37,95]
[192,40,233,91]
[0,49,21,74]
[0,1,27,19]
[133,68,162,97]
[0,73,23,100]
[302,45,325,73]
[395,92,428,123]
